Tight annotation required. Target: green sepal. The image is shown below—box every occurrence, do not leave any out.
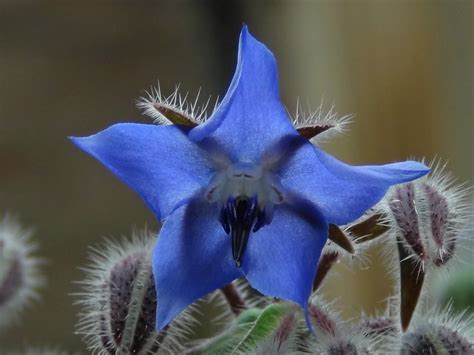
[193,303,293,355]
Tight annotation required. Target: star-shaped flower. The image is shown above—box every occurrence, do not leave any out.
[71,26,429,331]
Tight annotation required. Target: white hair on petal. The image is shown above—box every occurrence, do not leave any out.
[291,98,353,143]
[137,82,219,125]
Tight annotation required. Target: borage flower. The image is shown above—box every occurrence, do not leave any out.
[70,26,429,331]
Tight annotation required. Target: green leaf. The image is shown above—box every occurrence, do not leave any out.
[193,303,295,355]
[236,308,262,325]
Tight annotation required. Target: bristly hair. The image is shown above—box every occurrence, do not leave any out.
[358,306,402,353]
[253,309,301,355]
[360,158,473,334]
[0,214,43,330]
[303,297,382,354]
[74,230,198,355]
[291,98,353,143]
[400,302,473,354]
[137,83,353,145]
[316,209,393,281]
[379,158,472,273]
[187,302,301,355]
[137,82,219,125]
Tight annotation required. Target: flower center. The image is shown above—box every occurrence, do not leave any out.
[205,162,284,267]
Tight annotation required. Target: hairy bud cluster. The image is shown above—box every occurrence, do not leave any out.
[400,304,473,354]
[384,162,470,270]
[0,215,42,330]
[75,231,197,354]
[304,298,381,354]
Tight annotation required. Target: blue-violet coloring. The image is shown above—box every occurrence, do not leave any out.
[70,25,429,331]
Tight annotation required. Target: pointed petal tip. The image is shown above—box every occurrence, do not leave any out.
[398,160,431,180]
[68,134,99,155]
[156,312,171,332]
[189,24,286,148]
[68,135,80,143]
[68,135,89,149]
[370,159,431,184]
[238,24,274,59]
[405,160,431,173]
[154,284,178,331]
[239,24,258,48]
[304,304,315,335]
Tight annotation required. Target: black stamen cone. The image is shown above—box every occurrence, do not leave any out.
[220,196,265,267]
[232,199,251,267]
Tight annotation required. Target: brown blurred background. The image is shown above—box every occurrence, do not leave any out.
[0,0,472,352]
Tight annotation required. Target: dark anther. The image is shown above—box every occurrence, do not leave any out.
[219,196,266,267]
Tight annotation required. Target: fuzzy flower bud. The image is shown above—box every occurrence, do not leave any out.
[357,313,401,353]
[385,161,470,270]
[389,182,426,261]
[400,304,473,354]
[376,162,472,331]
[304,298,380,354]
[362,316,398,338]
[0,215,42,330]
[76,231,197,354]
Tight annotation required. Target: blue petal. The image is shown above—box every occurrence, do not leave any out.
[153,197,242,329]
[189,25,297,162]
[279,142,430,225]
[70,123,214,221]
[242,199,327,330]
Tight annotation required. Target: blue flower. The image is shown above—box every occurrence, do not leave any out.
[70,26,429,331]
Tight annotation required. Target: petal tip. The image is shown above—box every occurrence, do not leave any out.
[69,135,89,149]
[239,25,274,59]
[156,314,169,331]
[239,24,253,44]
[155,296,175,330]
[304,304,315,335]
[404,160,431,179]
[68,134,99,156]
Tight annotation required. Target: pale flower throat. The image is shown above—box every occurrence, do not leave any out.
[205,162,285,267]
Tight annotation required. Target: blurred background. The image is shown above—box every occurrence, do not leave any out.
[0,0,472,352]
